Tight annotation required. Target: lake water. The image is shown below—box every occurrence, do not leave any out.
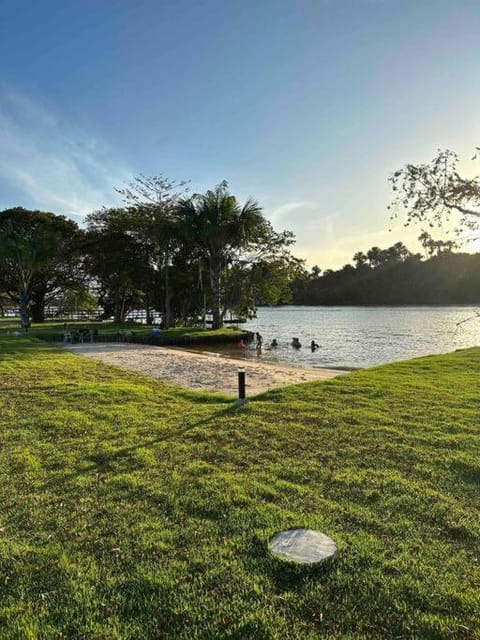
[198,306,480,369]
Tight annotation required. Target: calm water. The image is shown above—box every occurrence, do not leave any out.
[196,306,480,369]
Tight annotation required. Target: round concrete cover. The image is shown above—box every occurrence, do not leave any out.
[269,528,337,564]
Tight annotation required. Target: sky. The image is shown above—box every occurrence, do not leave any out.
[1,0,479,268]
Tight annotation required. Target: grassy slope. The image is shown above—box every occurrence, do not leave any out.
[0,336,479,639]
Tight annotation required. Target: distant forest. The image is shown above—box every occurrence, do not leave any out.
[289,238,480,305]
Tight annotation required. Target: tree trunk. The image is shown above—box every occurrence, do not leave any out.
[31,303,45,323]
[114,291,127,323]
[210,257,223,330]
[164,263,171,328]
[114,294,121,323]
[145,295,153,325]
[163,251,174,329]
[31,290,46,323]
[18,289,30,330]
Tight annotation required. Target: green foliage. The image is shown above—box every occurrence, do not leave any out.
[0,207,81,324]
[56,287,98,315]
[83,208,156,323]
[113,176,191,328]
[177,181,296,328]
[0,333,478,638]
[0,319,243,343]
[223,258,302,319]
[82,179,297,328]
[292,242,480,305]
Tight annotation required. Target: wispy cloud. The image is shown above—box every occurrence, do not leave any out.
[0,88,130,218]
[268,201,316,224]
[266,199,341,259]
[265,196,440,268]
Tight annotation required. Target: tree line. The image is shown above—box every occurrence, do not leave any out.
[2,145,480,326]
[0,179,302,329]
[292,139,480,309]
[291,239,480,305]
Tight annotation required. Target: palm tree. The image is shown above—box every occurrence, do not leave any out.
[418,231,432,259]
[177,182,264,329]
[366,246,383,268]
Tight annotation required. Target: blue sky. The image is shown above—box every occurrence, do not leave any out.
[1,0,479,267]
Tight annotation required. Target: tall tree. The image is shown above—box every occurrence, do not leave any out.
[223,255,304,319]
[177,181,295,329]
[353,252,368,269]
[115,175,189,328]
[84,208,156,323]
[0,208,80,325]
[366,246,383,268]
[418,231,432,258]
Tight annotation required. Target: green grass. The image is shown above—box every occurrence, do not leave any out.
[0,318,243,341]
[0,335,479,639]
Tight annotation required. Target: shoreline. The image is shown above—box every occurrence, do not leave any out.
[62,342,344,396]
[175,343,361,371]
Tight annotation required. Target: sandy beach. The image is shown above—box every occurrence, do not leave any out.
[62,343,343,396]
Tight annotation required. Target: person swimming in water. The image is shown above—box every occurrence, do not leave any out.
[291,337,301,349]
[270,338,278,348]
[311,340,319,351]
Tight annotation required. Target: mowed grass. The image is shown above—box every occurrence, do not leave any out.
[0,335,479,639]
[0,318,242,342]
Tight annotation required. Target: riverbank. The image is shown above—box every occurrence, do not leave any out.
[22,320,248,347]
[63,343,343,395]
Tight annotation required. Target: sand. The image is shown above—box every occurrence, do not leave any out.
[62,343,343,396]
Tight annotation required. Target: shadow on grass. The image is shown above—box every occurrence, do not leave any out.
[246,534,337,593]
[451,459,480,487]
[173,388,235,404]
[46,404,240,484]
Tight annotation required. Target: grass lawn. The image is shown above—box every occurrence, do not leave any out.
[0,335,479,639]
[0,319,243,342]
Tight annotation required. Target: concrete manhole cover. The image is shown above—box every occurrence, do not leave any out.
[268,528,337,565]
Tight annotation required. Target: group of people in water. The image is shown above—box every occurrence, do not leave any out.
[290,337,319,351]
[238,332,320,353]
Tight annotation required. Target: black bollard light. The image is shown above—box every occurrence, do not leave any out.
[237,368,247,406]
